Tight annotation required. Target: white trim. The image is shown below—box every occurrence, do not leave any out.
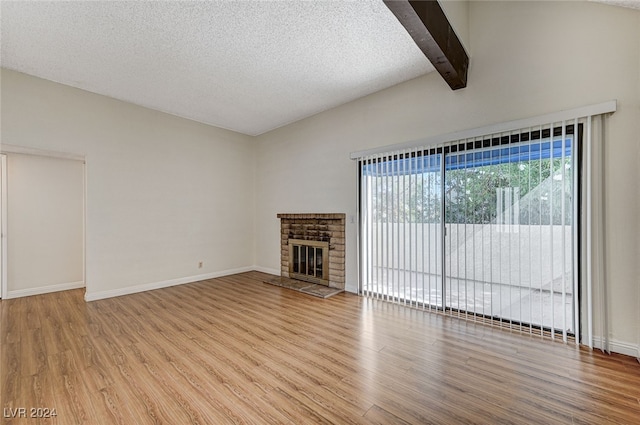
[84,266,254,301]
[592,337,640,358]
[253,265,280,276]
[586,117,594,348]
[0,144,86,162]
[0,155,6,299]
[349,100,617,159]
[82,159,88,303]
[4,281,85,299]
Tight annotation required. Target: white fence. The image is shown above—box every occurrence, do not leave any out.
[362,223,574,331]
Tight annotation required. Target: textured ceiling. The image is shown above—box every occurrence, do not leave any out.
[0,1,435,136]
[593,0,640,10]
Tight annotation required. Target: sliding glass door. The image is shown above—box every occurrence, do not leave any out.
[361,151,444,307]
[360,126,578,337]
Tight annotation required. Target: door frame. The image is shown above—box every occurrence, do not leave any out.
[1,154,7,299]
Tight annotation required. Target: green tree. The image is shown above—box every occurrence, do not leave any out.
[369,157,572,225]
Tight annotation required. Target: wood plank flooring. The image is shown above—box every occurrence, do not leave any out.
[2,271,639,424]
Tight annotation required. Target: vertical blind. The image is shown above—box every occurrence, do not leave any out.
[353,102,616,349]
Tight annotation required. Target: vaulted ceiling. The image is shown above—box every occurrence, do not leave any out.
[1,1,436,136]
[1,1,638,136]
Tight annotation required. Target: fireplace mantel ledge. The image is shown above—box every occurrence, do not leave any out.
[277,213,345,220]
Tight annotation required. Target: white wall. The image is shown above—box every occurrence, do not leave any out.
[439,0,469,55]
[6,153,84,297]
[1,69,255,300]
[254,1,640,354]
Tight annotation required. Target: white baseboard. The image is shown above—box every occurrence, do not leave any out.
[592,336,640,358]
[5,281,85,299]
[84,266,254,302]
[252,266,280,276]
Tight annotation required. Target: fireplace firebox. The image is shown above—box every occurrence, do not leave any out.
[289,239,329,285]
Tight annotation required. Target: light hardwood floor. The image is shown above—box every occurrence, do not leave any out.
[2,271,639,424]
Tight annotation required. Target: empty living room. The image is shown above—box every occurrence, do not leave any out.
[1,1,639,424]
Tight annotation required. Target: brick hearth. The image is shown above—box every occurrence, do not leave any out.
[277,213,345,289]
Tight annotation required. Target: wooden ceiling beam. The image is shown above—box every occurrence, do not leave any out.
[384,0,469,90]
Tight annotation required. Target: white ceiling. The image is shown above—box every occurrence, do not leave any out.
[0,0,435,136]
[593,0,640,10]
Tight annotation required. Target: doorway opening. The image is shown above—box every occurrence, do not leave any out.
[0,149,85,299]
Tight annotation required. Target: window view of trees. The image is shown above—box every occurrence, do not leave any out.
[368,157,572,226]
[445,157,573,225]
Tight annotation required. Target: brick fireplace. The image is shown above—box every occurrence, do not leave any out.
[277,213,345,289]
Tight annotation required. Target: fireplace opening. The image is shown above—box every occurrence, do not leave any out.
[289,239,329,285]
